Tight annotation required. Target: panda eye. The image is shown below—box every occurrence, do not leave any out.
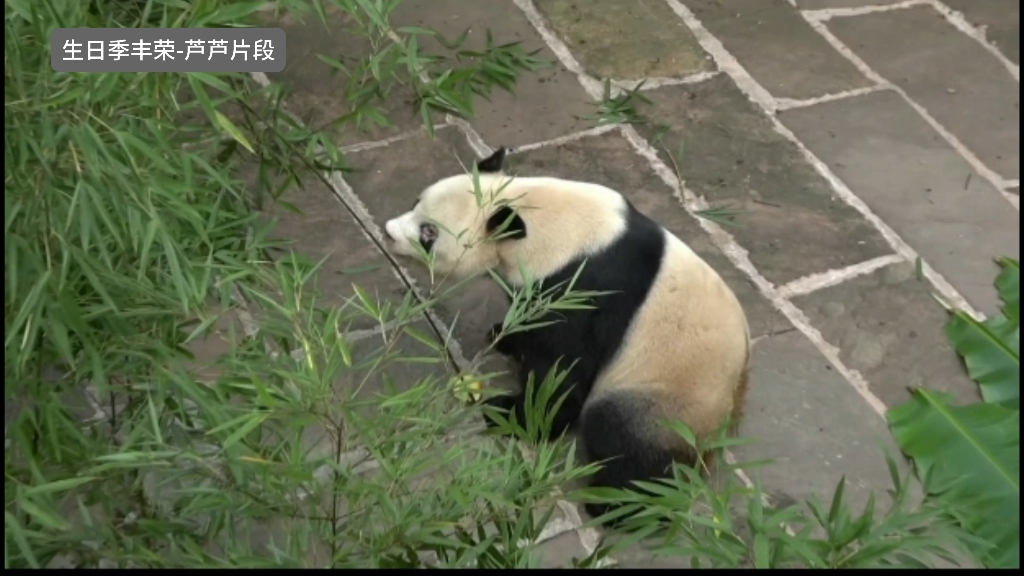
[419,223,438,252]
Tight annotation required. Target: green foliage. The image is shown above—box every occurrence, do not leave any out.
[945,258,1020,409]
[573,426,977,568]
[650,124,749,229]
[304,0,552,137]
[582,79,652,126]
[3,0,579,569]
[4,0,988,569]
[887,257,1020,569]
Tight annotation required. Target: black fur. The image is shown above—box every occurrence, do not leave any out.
[476,147,508,173]
[483,199,673,524]
[580,392,692,525]
[486,205,527,240]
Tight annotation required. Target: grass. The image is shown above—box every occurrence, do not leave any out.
[581,78,651,126]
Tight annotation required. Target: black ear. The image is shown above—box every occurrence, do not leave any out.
[476,147,508,173]
[486,205,527,240]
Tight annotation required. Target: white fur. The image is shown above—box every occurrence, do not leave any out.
[385,173,632,284]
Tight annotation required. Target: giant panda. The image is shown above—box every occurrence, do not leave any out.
[383,147,751,523]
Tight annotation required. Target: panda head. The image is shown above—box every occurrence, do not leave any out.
[383,147,527,280]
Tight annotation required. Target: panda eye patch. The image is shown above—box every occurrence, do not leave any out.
[419,223,438,252]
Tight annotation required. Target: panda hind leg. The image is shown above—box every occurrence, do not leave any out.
[579,391,698,527]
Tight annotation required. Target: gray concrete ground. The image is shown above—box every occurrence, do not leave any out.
[231,0,1018,567]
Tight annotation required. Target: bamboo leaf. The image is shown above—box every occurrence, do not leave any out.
[213,110,255,155]
[945,310,1019,407]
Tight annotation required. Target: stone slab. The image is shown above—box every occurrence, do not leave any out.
[943,0,1020,65]
[260,6,432,147]
[680,0,872,100]
[827,5,1020,180]
[533,0,713,81]
[261,171,410,331]
[390,0,594,148]
[779,89,1020,317]
[730,330,906,519]
[795,0,901,8]
[634,75,891,286]
[612,544,697,569]
[792,261,980,408]
[504,129,788,339]
[532,530,589,568]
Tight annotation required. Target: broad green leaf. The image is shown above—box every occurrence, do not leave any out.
[945,309,1019,408]
[887,389,1019,568]
[995,257,1019,325]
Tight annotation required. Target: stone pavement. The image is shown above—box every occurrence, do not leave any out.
[246,0,1019,567]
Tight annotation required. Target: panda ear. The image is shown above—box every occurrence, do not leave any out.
[486,205,526,240]
[476,147,507,173]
